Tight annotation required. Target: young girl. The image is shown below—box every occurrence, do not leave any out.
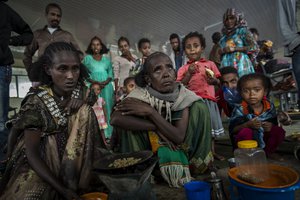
[83,36,114,139]
[90,83,108,137]
[177,31,225,160]
[229,73,285,156]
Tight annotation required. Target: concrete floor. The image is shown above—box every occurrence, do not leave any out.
[8,97,300,199]
[153,120,300,200]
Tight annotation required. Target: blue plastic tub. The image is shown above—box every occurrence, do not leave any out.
[229,177,300,200]
[184,181,211,200]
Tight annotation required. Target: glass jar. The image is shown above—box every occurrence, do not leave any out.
[234,140,269,184]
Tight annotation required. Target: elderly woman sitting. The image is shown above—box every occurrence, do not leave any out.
[111,52,213,187]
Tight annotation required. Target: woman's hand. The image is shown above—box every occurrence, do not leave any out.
[99,78,112,87]
[63,98,85,115]
[262,121,273,132]
[25,129,81,200]
[115,98,154,117]
[222,46,235,54]
[88,78,109,88]
[157,131,178,151]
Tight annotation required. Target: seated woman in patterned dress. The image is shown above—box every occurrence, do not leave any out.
[0,42,105,200]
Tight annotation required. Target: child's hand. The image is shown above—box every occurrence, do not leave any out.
[262,121,273,132]
[206,77,219,85]
[222,46,236,54]
[247,117,262,130]
[188,63,197,74]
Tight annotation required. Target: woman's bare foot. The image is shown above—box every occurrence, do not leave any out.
[213,152,225,161]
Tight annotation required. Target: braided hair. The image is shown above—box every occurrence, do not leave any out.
[29,42,89,85]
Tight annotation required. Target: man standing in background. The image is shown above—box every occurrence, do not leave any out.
[277,0,300,160]
[209,32,222,68]
[23,3,81,82]
[169,33,187,71]
[0,0,33,153]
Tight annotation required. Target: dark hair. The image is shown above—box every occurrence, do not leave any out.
[123,76,135,86]
[29,42,89,85]
[237,73,272,96]
[118,36,130,47]
[90,82,101,89]
[212,32,222,44]
[85,36,109,55]
[219,66,238,76]
[138,38,151,49]
[135,52,174,87]
[45,3,62,15]
[182,31,206,50]
[249,28,259,36]
[169,33,180,41]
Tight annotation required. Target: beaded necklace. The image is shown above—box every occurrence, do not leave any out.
[37,84,81,127]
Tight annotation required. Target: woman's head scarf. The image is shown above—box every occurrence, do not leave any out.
[222,8,247,35]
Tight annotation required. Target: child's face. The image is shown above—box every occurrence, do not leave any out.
[139,42,151,57]
[184,36,203,61]
[221,73,238,89]
[252,33,259,42]
[92,84,101,96]
[240,79,267,106]
[125,80,136,94]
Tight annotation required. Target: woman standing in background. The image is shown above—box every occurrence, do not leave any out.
[220,8,259,77]
[83,36,114,139]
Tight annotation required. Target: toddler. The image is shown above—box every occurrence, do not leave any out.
[229,73,285,156]
[90,83,108,135]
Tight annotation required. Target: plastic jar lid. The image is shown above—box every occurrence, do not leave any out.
[237,140,258,148]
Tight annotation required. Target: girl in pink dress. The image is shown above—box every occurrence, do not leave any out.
[91,83,108,133]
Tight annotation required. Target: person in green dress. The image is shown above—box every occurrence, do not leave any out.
[83,36,114,139]
[111,52,213,187]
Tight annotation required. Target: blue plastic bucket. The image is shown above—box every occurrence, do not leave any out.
[184,181,211,200]
[229,177,300,200]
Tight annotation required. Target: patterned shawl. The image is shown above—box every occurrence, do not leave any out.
[229,99,277,148]
[126,83,201,187]
[222,8,248,35]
